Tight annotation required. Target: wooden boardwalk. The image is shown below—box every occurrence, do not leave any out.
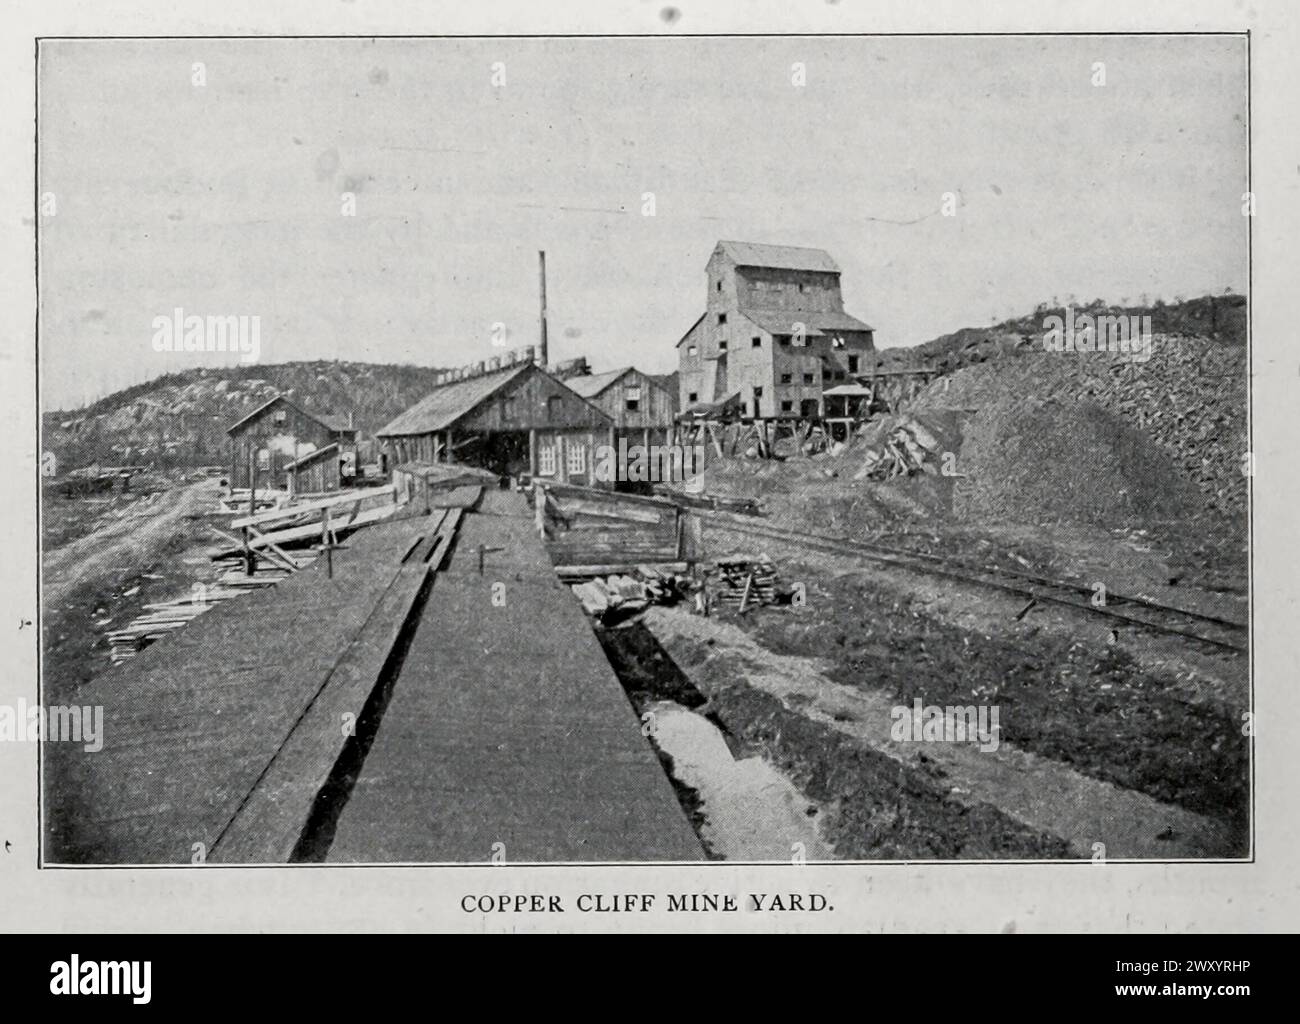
[325,489,702,862]
[45,488,699,864]
[44,513,437,864]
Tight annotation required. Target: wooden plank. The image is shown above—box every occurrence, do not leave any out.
[212,504,397,555]
[46,517,434,865]
[323,503,702,863]
[231,485,395,528]
[211,509,467,862]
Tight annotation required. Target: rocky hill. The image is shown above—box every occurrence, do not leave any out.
[874,294,1245,374]
[43,361,449,470]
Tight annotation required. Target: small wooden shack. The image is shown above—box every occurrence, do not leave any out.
[227,394,357,492]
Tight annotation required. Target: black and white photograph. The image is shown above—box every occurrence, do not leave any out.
[30,31,1254,869]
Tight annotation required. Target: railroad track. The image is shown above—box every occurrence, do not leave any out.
[699,510,1249,655]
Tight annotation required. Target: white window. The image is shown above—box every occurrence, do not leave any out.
[567,440,586,475]
[687,345,698,357]
[273,409,287,425]
[538,443,557,476]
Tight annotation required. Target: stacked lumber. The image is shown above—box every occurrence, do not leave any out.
[569,564,689,621]
[710,555,779,611]
[106,551,319,662]
[209,485,397,559]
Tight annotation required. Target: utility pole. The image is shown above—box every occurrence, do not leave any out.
[538,250,549,370]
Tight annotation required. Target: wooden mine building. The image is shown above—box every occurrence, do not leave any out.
[565,366,677,441]
[676,240,876,420]
[375,356,614,488]
[227,394,358,492]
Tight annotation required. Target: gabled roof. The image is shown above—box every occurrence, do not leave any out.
[675,312,706,348]
[566,366,674,400]
[565,367,633,398]
[714,240,840,274]
[226,393,353,436]
[741,309,875,336]
[376,362,533,437]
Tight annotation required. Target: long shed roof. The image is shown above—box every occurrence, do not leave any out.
[376,363,533,437]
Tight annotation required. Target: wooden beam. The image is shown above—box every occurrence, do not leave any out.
[230,485,395,528]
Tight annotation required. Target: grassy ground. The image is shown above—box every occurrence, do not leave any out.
[600,620,1072,860]
[717,558,1249,852]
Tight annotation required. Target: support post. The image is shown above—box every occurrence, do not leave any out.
[534,483,546,538]
[677,510,702,564]
[244,448,256,575]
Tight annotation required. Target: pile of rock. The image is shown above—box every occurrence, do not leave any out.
[914,336,1246,519]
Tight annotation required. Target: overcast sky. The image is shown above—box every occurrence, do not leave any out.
[38,35,1248,409]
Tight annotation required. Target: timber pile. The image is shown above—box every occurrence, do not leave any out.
[569,565,690,621]
[710,555,779,611]
[112,488,398,662]
[209,485,398,559]
[104,555,318,662]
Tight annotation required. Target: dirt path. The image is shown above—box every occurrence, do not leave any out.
[645,606,1239,859]
[43,479,219,609]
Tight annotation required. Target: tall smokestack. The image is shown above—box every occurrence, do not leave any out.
[537,250,549,369]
